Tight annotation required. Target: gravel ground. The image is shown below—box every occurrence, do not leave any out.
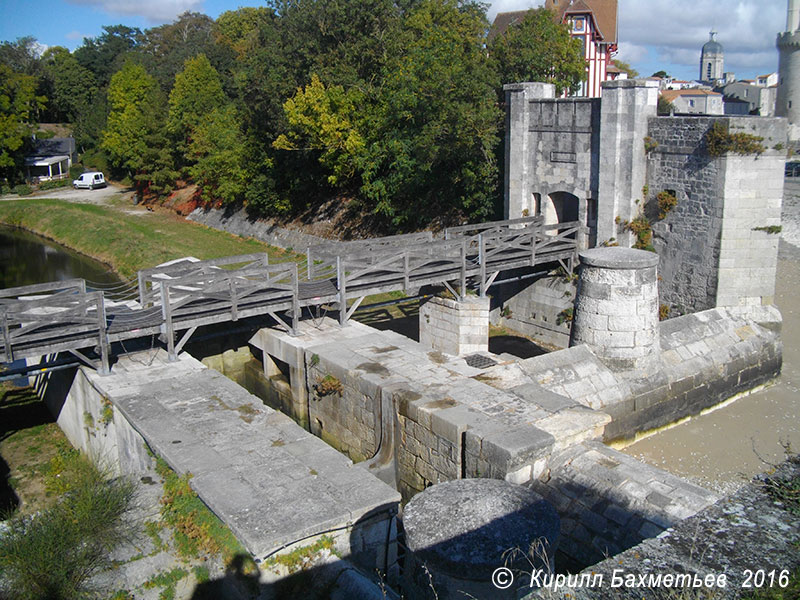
[0,182,132,205]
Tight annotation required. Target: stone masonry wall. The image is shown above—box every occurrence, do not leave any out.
[647,116,786,313]
[528,442,718,571]
[491,273,576,349]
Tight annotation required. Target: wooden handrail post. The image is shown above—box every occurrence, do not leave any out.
[337,256,347,327]
[230,277,238,321]
[96,294,110,375]
[403,252,410,291]
[137,271,147,308]
[479,233,487,297]
[160,281,177,361]
[460,240,467,300]
[291,262,300,334]
[1,310,12,363]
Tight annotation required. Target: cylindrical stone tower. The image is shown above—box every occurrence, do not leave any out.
[569,247,660,371]
[778,0,800,140]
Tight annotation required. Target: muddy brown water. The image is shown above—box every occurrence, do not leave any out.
[622,254,800,495]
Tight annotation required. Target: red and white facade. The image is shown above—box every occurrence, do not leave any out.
[568,12,613,96]
[544,0,619,98]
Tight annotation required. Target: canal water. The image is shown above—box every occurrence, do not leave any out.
[622,248,800,494]
[0,225,121,289]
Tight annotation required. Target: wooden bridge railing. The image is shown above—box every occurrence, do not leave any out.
[138,253,271,307]
[1,290,110,373]
[157,261,300,359]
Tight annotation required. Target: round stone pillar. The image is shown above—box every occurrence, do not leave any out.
[403,479,559,600]
[570,247,660,370]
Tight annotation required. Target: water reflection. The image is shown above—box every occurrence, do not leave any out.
[0,225,120,289]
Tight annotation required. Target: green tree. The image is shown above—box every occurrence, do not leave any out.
[41,47,97,123]
[189,104,248,204]
[358,0,500,229]
[102,60,175,191]
[273,74,365,186]
[74,25,142,88]
[657,95,675,116]
[612,58,638,79]
[651,70,669,79]
[140,12,232,92]
[168,54,226,141]
[0,63,46,180]
[489,7,585,95]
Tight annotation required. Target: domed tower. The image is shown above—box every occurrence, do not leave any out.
[777,0,800,140]
[700,30,724,82]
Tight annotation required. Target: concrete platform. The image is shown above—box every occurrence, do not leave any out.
[81,350,401,562]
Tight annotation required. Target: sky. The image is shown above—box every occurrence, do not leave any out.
[0,0,788,83]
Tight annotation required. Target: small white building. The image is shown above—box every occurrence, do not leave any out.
[660,89,724,115]
[24,137,77,182]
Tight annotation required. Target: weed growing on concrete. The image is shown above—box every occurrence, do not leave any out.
[310,353,320,367]
[644,136,659,154]
[0,454,136,600]
[143,567,188,600]
[706,122,765,157]
[154,457,254,568]
[660,304,671,321]
[557,307,573,325]
[753,225,783,235]
[657,190,678,219]
[100,398,114,426]
[264,535,337,574]
[314,374,343,397]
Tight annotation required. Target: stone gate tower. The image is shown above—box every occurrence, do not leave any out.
[777,0,800,140]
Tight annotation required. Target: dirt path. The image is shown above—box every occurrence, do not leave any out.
[0,182,133,205]
[622,189,800,495]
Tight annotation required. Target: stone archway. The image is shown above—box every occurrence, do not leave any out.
[542,191,580,234]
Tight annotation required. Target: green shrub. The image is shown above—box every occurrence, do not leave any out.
[38,179,70,191]
[0,453,136,600]
[657,190,678,219]
[706,122,765,156]
[12,184,33,196]
[68,165,84,180]
[80,148,110,174]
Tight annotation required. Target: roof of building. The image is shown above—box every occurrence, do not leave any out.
[661,89,723,101]
[27,137,76,158]
[544,0,618,42]
[491,1,618,44]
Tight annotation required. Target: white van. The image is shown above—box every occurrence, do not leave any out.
[72,171,106,190]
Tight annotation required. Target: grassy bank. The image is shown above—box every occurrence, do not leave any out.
[0,199,297,279]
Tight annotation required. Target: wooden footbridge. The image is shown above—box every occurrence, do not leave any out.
[1,217,580,375]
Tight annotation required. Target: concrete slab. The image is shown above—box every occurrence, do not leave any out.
[85,350,400,562]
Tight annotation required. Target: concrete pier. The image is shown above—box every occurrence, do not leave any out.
[46,350,401,566]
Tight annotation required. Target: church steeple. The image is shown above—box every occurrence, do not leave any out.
[700,29,724,82]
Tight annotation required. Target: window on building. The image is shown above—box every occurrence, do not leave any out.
[573,17,585,33]
[689,99,696,108]
[707,64,712,79]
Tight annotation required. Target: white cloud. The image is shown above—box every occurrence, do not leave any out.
[617,42,649,65]
[66,0,204,23]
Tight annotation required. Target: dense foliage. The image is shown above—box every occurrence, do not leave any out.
[0,0,585,231]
